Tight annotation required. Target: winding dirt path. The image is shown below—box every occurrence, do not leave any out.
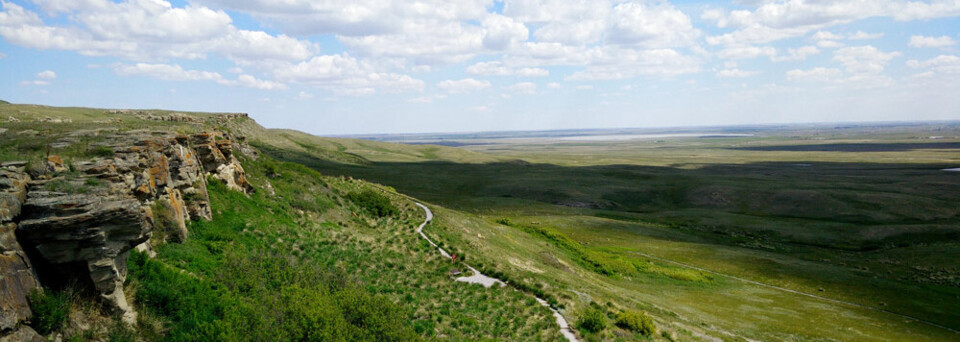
[413,203,578,342]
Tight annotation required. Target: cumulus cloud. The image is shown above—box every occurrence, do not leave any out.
[465,61,548,77]
[786,67,843,82]
[606,1,700,48]
[907,55,960,74]
[113,63,223,81]
[37,70,56,79]
[437,78,491,93]
[773,45,820,61]
[565,48,701,80]
[268,54,424,94]
[112,63,287,90]
[504,82,537,95]
[909,35,957,48]
[19,80,49,86]
[716,69,759,78]
[0,2,317,69]
[703,1,960,46]
[717,46,776,60]
[832,46,901,73]
[20,70,57,86]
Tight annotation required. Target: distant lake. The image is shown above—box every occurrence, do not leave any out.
[944,168,960,172]
[557,133,754,141]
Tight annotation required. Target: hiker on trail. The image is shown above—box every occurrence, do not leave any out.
[452,253,457,262]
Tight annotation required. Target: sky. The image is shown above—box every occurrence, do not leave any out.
[1,0,959,135]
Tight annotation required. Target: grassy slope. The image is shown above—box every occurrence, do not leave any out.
[1,103,562,341]
[253,121,960,341]
[6,102,960,341]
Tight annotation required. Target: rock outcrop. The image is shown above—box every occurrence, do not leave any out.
[0,130,254,333]
[0,165,40,338]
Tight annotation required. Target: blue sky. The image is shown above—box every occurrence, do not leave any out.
[1,0,958,135]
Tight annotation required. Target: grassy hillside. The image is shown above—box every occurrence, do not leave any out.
[1,102,565,341]
[255,120,960,340]
[5,102,960,341]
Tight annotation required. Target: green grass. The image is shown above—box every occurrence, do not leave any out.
[28,288,72,335]
[7,101,960,341]
[258,121,960,341]
[125,154,562,341]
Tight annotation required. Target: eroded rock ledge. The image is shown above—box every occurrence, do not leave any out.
[0,130,253,337]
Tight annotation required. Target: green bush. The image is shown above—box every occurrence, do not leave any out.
[577,306,607,333]
[28,288,72,335]
[89,146,115,158]
[615,310,655,336]
[346,190,399,218]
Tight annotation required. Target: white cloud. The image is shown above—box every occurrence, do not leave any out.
[564,48,701,80]
[576,85,594,90]
[465,61,548,77]
[407,96,433,104]
[194,0,489,36]
[437,78,491,93]
[504,82,537,95]
[19,80,50,86]
[0,52,7,58]
[717,45,776,59]
[298,91,313,99]
[848,31,884,40]
[226,74,287,90]
[772,45,820,61]
[481,13,529,50]
[112,63,287,90]
[114,63,223,81]
[703,1,960,46]
[817,40,845,49]
[786,67,843,82]
[0,1,316,62]
[19,70,57,86]
[547,82,562,89]
[37,70,56,79]
[909,35,957,48]
[907,55,960,74]
[269,54,424,94]
[607,1,700,48]
[716,69,759,78]
[813,30,884,41]
[832,46,900,73]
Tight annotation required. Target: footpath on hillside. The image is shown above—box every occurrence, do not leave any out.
[413,203,578,342]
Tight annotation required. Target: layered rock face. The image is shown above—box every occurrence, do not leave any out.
[0,130,253,335]
[0,165,41,340]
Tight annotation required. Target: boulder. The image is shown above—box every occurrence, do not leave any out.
[0,326,44,342]
[16,192,149,322]
[216,160,254,194]
[45,156,68,174]
[0,169,29,222]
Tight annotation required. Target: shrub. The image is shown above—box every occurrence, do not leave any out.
[89,146,115,158]
[150,200,183,243]
[346,190,399,218]
[577,306,607,333]
[28,288,72,335]
[615,310,655,336]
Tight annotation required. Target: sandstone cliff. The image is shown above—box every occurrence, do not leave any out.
[0,130,252,338]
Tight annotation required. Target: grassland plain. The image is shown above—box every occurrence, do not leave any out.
[259,120,960,341]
